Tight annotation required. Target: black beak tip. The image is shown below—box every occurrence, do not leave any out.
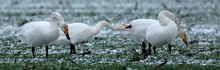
[66,33,71,40]
[127,25,132,28]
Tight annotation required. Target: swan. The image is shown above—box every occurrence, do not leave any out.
[50,21,128,54]
[146,10,185,54]
[119,19,158,54]
[119,16,187,54]
[18,12,67,57]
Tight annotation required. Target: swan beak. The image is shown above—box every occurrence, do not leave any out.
[123,24,132,29]
[183,34,188,46]
[63,27,70,40]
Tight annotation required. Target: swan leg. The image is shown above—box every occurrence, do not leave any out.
[70,44,76,54]
[148,42,152,55]
[140,42,147,53]
[31,47,35,58]
[153,47,156,54]
[168,44,172,54]
[45,45,48,58]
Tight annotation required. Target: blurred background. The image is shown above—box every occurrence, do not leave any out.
[0,0,220,69]
[0,0,219,25]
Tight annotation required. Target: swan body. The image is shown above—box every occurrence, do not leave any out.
[20,21,59,45]
[146,18,177,47]
[50,23,95,46]
[120,19,159,42]
[66,23,96,45]
[118,19,160,53]
[118,11,187,54]
[146,10,181,54]
[18,12,66,57]
[51,21,126,54]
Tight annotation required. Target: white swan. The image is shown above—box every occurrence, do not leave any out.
[50,21,127,54]
[119,15,187,54]
[18,12,67,57]
[146,10,185,54]
[119,19,159,53]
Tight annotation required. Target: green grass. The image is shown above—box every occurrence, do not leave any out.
[1,33,220,69]
[1,62,220,70]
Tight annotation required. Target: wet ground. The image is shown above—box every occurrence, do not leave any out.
[0,0,220,69]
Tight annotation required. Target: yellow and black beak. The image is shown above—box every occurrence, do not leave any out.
[63,26,70,40]
[123,24,132,29]
[182,34,188,46]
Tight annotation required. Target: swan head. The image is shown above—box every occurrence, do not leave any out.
[122,24,132,29]
[61,23,70,40]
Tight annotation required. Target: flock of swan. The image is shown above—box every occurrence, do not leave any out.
[18,10,188,58]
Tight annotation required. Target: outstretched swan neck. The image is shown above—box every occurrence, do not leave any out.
[93,21,124,34]
[93,21,109,35]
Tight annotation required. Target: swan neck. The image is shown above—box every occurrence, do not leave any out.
[158,10,178,26]
[93,22,106,35]
[49,13,64,32]
[175,18,182,30]
[50,13,65,27]
[104,23,123,31]
[158,15,171,26]
[175,18,185,37]
[93,22,123,34]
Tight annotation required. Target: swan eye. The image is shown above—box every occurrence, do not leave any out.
[123,24,132,29]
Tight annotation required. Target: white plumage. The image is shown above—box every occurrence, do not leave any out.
[51,21,126,54]
[18,12,66,57]
[118,11,187,54]
[20,21,59,45]
[146,10,185,54]
[120,19,159,42]
[117,19,159,54]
